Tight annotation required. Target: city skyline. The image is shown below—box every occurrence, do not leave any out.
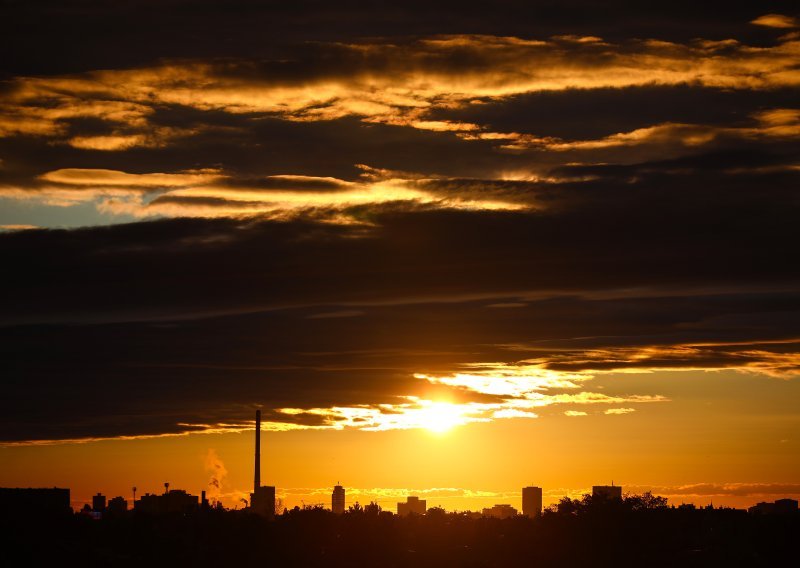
[6,409,795,515]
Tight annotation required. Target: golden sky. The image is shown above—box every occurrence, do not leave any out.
[1,5,799,514]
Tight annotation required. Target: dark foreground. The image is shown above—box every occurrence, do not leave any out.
[3,501,797,567]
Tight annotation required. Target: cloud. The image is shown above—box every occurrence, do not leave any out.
[0,208,798,443]
[1,18,800,445]
[604,408,636,415]
[39,168,221,188]
[564,411,588,417]
[306,310,365,319]
[0,224,38,232]
[751,14,799,29]
[628,483,800,498]
[2,166,525,215]
[2,34,800,151]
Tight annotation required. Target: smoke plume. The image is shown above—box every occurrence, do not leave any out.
[204,448,228,506]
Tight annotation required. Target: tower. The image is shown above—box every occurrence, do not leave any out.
[332,483,345,514]
[250,409,276,519]
[254,409,261,491]
[522,486,542,518]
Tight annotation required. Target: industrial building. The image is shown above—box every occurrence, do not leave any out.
[522,486,542,518]
[332,484,345,514]
[397,496,426,516]
[250,409,276,519]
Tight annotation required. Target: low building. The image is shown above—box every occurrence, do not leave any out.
[397,496,426,516]
[0,487,71,518]
[592,485,622,501]
[482,504,518,519]
[749,498,798,515]
[136,489,199,514]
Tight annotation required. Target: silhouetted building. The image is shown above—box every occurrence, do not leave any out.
[522,486,542,518]
[250,409,276,519]
[135,489,199,514]
[332,484,345,514]
[593,484,622,500]
[397,496,426,516]
[483,504,518,518]
[749,498,798,515]
[0,487,71,517]
[251,486,276,518]
[92,493,106,513]
[107,496,127,514]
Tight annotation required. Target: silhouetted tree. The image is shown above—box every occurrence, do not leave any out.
[625,491,668,511]
[556,496,578,515]
[426,506,446,520]
[364,501,382,516]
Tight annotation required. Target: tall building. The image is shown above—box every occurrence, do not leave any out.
[522,486,542,518]
[92,493,106,513]
[397,496,426,516]
[250,409,276,519]
[482,504,518,519]
[592,484,623,500]
[332,484,345,514]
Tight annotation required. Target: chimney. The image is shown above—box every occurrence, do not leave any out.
[254,409,261,492]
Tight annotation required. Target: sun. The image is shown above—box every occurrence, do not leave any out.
[416,401,467,434]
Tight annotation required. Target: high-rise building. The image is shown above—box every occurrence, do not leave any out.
[522,486,542,518]
[92,493,106,513]
[332,484,345,514]
[397,496,426,516]
[482,504,518,519]
[592,484,622,500]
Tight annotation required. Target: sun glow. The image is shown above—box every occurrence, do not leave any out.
[416,401,468,434]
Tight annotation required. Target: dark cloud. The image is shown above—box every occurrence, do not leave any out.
[3,1,797,77]
[2,284,799,442]
[2,172,800,441]
[427,85,800,140]
[2,162,799,321]
[1,1,799,443]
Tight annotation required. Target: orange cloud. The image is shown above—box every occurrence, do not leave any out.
[2,35,799,144]
[751,14,799,29]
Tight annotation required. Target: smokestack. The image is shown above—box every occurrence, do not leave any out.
[254,409,261,492]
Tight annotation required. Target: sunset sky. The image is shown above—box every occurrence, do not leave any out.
[1,1,799,513]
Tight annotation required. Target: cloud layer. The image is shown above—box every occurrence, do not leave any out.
[1,5,799,443]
